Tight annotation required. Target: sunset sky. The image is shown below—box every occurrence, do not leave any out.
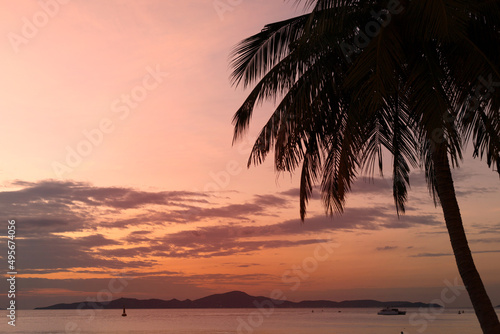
[0,1,499,310]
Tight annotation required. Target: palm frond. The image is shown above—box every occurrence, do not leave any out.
[321,107,363,215]
[230,15,310,87]
[299,133,322,220]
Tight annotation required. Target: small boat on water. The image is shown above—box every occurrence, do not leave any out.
[122,306,127,317]
[377,307,406,315]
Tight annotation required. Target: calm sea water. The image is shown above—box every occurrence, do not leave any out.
[0,308,489,334]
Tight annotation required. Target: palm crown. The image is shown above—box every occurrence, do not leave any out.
[230,1,500,333]
[231,0,500,218]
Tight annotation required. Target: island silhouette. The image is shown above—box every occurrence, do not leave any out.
[36,291,441,310]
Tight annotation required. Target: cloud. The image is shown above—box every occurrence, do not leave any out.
[380,214,441,228]
[455,186,498,197]
[376,246,398,251]
[1,180,209,236]
[0,180,306,272]
[7,179,206,209]
[102,207,442,259]
[100,234,325,259]
[0,179,446,272]
[253,194,289,207]
[410,252,452,258]
[410,250,500,257]
[1,179,441,236]
[0,180,288,236]
[15,234,155,271]
[470,238,500,244]
[471,223,500,235]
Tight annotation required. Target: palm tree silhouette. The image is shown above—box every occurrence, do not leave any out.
[229,1,500,333]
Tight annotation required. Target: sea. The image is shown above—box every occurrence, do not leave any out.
[0,307,490,334]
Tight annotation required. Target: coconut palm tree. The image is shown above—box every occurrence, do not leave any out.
[229,0,500,332]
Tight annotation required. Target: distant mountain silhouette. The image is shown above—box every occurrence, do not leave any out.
[35,291,441,310]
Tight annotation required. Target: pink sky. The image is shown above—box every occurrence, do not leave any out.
[0,0,499,310]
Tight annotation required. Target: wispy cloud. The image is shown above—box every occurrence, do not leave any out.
[376,246,398,251]
[410,250,500,257]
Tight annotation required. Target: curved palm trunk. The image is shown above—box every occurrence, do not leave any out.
[432,148,500,334]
